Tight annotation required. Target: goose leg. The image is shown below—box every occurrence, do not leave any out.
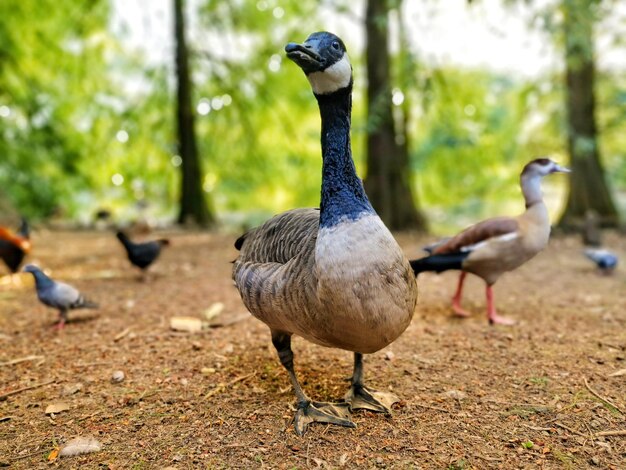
[345,352,399,414]
[271,330,354,436]
[486,285,515,325]
[451,272,472,317]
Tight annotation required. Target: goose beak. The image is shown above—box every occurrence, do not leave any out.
[285,41,325,74]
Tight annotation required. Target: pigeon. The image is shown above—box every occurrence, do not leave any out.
[116,231,170,273]
[584,248,618,275]
[23,264,98,329]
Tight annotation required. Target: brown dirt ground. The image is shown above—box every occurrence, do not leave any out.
[0,229,625,469]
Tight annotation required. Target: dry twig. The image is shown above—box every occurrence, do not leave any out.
[113,327,132,342]
[595,430,626,437]
[554,422,588,438]
[0,379,55,401]
[521,424,553,432]
[413,403,450,413]
[584,377,624,414]
[204,372,256,399]
[0,355,44,367]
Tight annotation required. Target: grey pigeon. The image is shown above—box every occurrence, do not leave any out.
[584,248,618,275]
[23,264,98,329]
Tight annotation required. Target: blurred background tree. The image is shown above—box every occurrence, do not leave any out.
[173,0,214,226]
[0,0,623,233]
[559,0,619,228]
[363,0,427,231]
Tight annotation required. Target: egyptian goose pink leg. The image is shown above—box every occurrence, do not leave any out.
[486,285,516,325]
[451,272,472,317]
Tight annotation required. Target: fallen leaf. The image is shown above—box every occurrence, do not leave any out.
[170,316,204,332]
[47,448,59,461]
[62,383,83,396]
[202,302,224,321]
[59,437,102,457]
[444,390,467,400]
[45,403,70,414]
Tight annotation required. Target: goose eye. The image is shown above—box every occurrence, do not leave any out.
[331,41,340,50]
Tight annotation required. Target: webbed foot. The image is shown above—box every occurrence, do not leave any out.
[294,400,354,436]
[345,384,399,414]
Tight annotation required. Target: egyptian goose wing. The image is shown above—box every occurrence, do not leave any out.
[433,217,520,255]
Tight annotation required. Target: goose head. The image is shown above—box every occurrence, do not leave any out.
[521,158,571,178]
[285,31,352,95]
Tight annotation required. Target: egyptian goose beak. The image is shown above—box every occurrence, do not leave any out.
[551,163,571,174]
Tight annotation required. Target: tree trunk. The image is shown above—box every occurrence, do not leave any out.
[174,0,214,226]
[559,0,618,229]
[363,0,427,231]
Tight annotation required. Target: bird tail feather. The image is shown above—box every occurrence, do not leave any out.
[409,252,469,276]
[73,295,99,309]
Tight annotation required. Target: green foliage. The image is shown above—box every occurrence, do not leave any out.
[0,0,623,228]
[412,68,566,230]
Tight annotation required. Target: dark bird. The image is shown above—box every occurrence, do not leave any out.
[232,32,418,435]
[410,158,570,325]
[0,218,31,275]
[23,264,98,329]
[116,231,170,273]
[584,248,618,275]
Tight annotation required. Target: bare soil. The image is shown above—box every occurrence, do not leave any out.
[0,229,625,469]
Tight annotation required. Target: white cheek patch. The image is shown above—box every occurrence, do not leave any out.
[307,55,352,95]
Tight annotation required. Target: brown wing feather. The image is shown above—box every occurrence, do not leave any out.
[234,208,319,265]
[433,217,519,254]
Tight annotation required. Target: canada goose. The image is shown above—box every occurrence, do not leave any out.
[23,264,98,329]
[411,158,570,325]
[232,32,418,435]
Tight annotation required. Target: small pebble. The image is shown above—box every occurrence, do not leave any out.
[384,351,395,361]
[180,378,189,386]
[111,370,125,383]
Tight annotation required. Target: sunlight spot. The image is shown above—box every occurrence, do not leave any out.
[116,130,129,143]
[392,89,404,106]
[256,0,268,11]
[197,99,211,115]
[203,173,217,192]
[268,54,281,73]
[0,105,10,118]
[272,7,284,18]
[171,155,182,167]
[112,173,124,186]
[222,94,232,106]
[464,104,476,116]
[211,97,223,110]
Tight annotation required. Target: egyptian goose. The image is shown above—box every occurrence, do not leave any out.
[410,158,569,325]
[232,32,418,435]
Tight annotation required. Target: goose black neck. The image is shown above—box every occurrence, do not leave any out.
[315,84,373,228]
